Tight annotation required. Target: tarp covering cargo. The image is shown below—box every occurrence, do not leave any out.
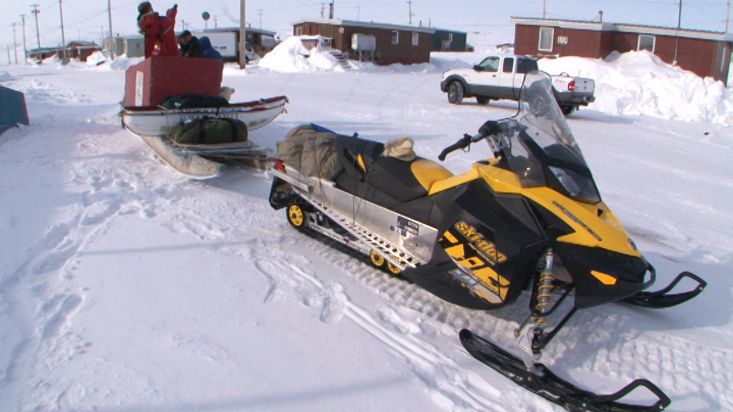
[169,117,248,146]
[0,85,30,135]
[277,124,343,179]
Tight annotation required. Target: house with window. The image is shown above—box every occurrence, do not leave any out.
[431,28,468,51]
[292,19,433,64]
[511,17,733,84]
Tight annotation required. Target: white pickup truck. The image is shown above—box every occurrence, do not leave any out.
[440,54,595,115]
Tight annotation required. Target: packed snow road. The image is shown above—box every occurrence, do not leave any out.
[0,61,732,411]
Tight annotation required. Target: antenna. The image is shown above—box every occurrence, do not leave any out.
[407,0,414,25]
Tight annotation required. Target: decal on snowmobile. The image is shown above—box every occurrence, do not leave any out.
[391,216,420,237]
[439,221,510,303]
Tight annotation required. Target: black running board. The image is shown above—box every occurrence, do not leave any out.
[623,271,706,308]
[459,329,671,412]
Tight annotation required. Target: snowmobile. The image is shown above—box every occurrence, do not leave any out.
[267,72,706,411]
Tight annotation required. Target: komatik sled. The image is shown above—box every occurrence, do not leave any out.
[120,56,287,178]
[267,72,706,411]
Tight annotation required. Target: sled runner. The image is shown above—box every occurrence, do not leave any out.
[267,72,706,411]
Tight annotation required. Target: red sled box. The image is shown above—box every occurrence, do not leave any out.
[123,56,224,107]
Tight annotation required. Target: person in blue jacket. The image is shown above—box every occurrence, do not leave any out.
[199,36,222,60]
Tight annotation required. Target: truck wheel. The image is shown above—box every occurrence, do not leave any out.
[560,105,576,116]
[476,96,491,105]
[447,81,464,104]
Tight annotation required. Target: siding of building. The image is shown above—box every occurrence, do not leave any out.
[432,30,468,51]
[293,21,432,65]
[513,19,733,84]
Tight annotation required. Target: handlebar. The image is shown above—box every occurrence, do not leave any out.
[438,120,502,161]
[438,134,473,161]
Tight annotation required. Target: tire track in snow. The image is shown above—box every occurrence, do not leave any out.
[252,246,509,412]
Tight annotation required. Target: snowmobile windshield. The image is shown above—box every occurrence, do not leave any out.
[494,71,601,204]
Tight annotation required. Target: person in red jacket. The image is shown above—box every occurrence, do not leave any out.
[137,2,178,58]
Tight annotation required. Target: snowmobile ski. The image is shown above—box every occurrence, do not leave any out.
[459,329,671,412]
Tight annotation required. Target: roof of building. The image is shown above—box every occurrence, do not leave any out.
[293,18,436,34]
[510,17,733,42]
[204,26,277,36]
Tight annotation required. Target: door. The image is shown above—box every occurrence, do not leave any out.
[466,56,501,97]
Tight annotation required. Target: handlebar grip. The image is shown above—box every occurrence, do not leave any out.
[438,135,472,161]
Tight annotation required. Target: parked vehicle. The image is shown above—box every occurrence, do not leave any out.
[440,54,595,115]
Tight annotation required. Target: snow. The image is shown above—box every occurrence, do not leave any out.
[0,50,732,412]
[538,51,733,124]
[258,36,345,73]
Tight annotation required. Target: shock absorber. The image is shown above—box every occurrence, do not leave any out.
[515,248,557,366]
[535,249,556,319]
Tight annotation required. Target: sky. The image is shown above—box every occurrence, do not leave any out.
[0,0,732,60]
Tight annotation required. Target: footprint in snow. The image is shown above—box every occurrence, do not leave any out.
[320,283,348,324]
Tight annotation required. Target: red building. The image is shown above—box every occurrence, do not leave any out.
[511,17,733,84]
[293,19,434,65]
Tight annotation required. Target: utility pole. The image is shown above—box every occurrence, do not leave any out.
[258,9,262,28]
[407,0,413,25]
[59,0,67,62]
[356,5,360,21]
[20,15,27,62]
[726,0,731,32]
[329,2,335,19]
[107,0,114,58]
[238,0,247,68]
[542,0,547,18]
[31,4,41,49]
[12,23,18,64]
[673,0,682,64]
[7,46,11,65]
[320,2,325,18]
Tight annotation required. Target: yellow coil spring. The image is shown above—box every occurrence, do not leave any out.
[535,272,555,319]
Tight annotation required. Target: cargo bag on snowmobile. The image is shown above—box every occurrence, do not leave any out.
[277,124,343,179]
[169,117,248,145]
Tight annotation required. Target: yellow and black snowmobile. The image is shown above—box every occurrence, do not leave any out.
[267,72,705,411]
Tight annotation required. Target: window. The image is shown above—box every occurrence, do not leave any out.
[477,56,500,72]
[391,30,399,45]
[637,35,655,52]
[295,26,303,36]
[721,46,730,72]
[502,58,514,73]
[538,27,554,52]
[517,58,538,74]
[412,32,419,46]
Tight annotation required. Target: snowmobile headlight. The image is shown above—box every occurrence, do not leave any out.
[548,166,601,204]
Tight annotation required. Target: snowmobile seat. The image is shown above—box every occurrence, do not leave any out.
[410,159,454,192]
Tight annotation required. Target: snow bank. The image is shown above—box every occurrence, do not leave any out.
[539,51,733,124]
[257,36,343,72]
[0,71,11,81]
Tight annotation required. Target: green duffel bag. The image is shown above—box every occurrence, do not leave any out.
[170,117,248,145]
